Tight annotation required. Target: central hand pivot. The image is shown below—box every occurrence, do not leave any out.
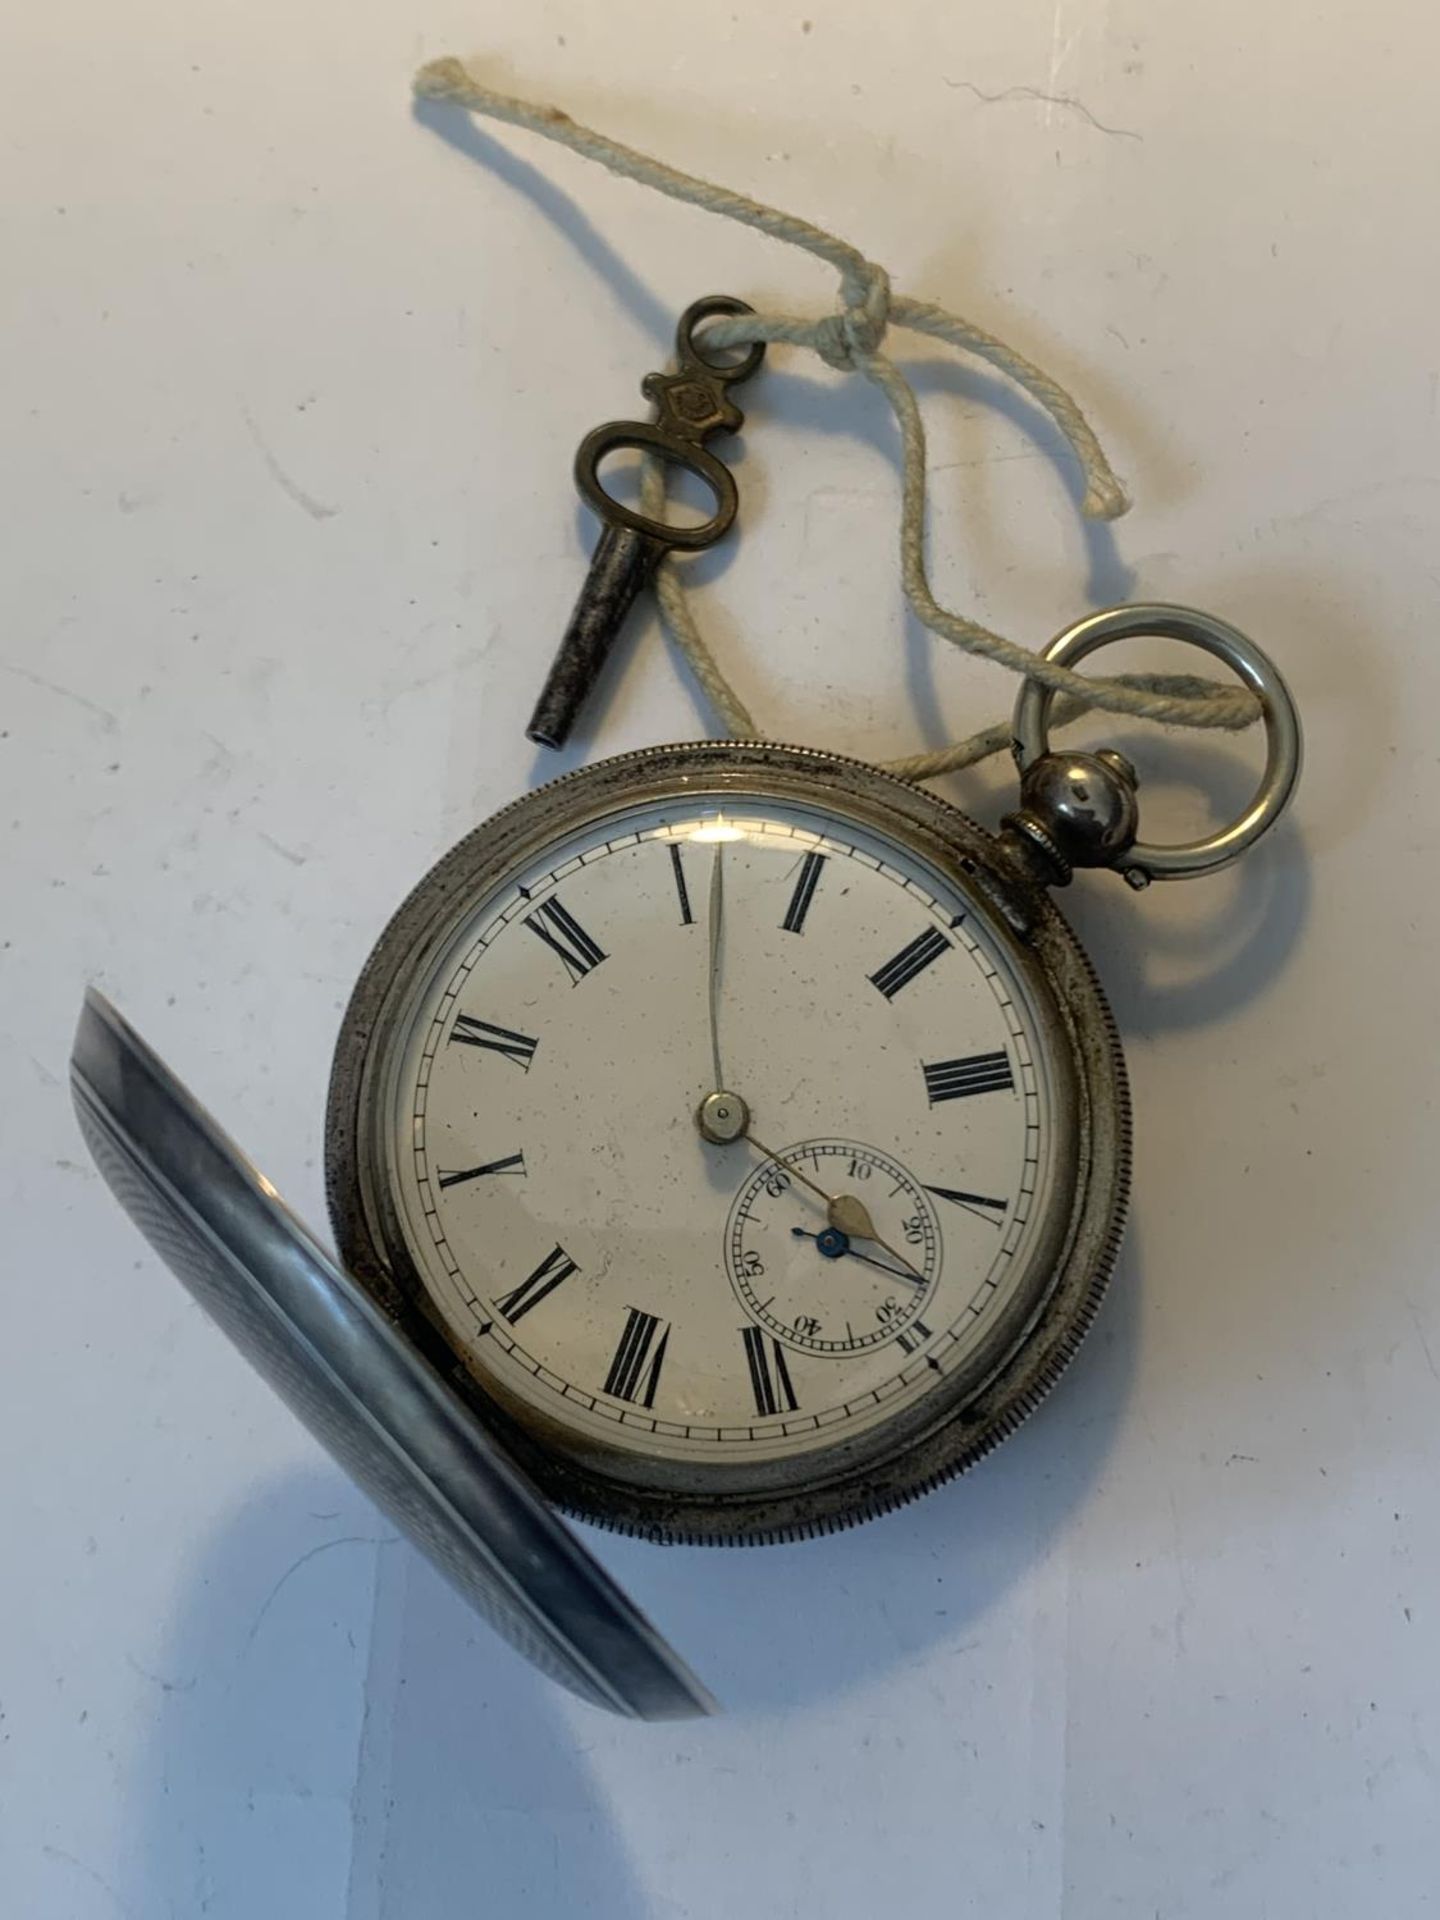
[697,1089,750,1144]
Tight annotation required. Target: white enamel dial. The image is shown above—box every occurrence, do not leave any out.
[375,796,1059,1468]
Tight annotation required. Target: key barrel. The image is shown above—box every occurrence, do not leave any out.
[527,526,657,750]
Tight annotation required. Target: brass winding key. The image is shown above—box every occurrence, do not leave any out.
[526,295,766,749]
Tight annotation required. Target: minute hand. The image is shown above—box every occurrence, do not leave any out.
[707,842,725,1093]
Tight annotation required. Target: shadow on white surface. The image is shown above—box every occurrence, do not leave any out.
[604,1231,1142,1718]
[346,1546,661,1920]
[124,1242,1138,1914]
[122,1469,653,1920]
[121,1236,1136,1912]
[414,94,678,358]
[1060,750,1311,1035]
[116,1471,376,1917]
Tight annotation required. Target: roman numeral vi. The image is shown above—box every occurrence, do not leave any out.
[603,1308,670,1407]
[742,1327,799,1417]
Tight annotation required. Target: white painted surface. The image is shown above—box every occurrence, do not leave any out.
[2,3,1436,1914]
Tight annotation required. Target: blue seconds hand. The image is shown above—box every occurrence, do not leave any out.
[791,1226,925,1289]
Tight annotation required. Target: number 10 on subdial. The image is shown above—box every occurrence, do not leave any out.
[726,1141,943,1357]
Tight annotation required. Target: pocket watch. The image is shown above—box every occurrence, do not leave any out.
[71,301,1300,1716]
[323,612,1298,1549]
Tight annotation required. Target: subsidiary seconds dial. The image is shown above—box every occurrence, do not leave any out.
[726,1141,942,1356]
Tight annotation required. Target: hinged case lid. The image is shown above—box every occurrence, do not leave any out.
[70,990,711,1721]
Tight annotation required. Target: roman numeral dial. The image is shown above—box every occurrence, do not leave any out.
[395,798,1054,1480]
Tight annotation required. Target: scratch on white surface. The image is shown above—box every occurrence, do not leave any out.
[345,1536,409,1920]
[1288,473,1440,524]
[243,1535,383,1654]
[124,1650,197,1695]
[1045,0,1077,114]
[799,483,889,556]
[799,454,1040,554]
[376,643,489,708]
[240,403,339,521]
[41,1846,140,1919]
[928,450,1045,474]
[944,78,1142,141]
[0,658,118,732]
[200,732,237,781]
[1023,1562,1071,1911]
[257,830,308,867]
[346,1654,385,1919]
[1405,1300,1440,1383]
[1167,1491,1197,1658]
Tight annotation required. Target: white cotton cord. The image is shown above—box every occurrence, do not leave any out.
[639,455,759,736]
[881,671,1248,781]
[415,56,1261,779]
[642,449,1232,774]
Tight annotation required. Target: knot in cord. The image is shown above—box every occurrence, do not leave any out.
[812,262,892,371]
